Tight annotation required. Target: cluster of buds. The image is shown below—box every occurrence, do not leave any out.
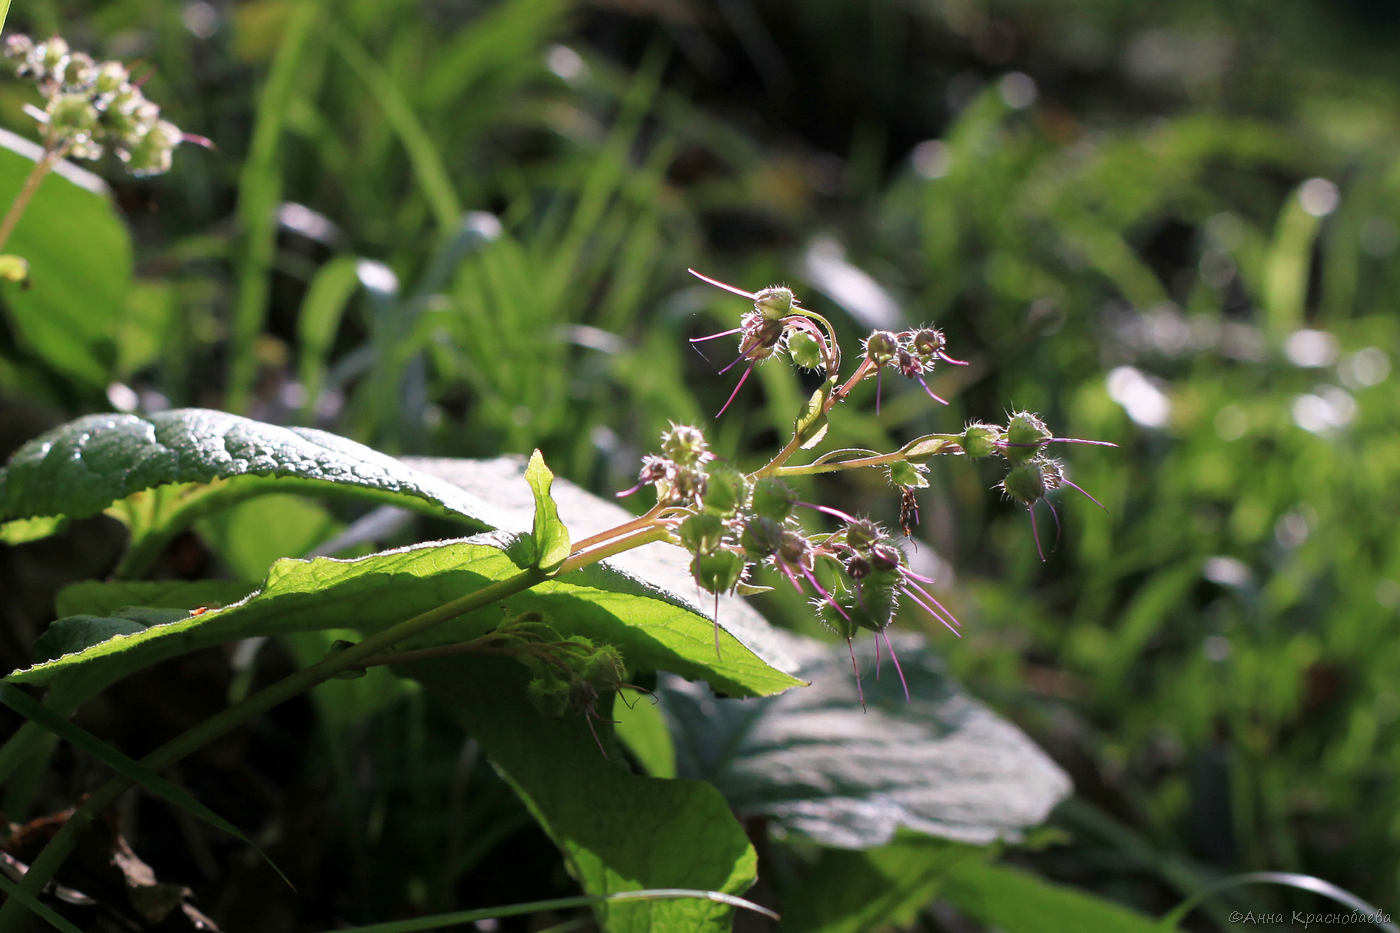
[620,420,960,708]
[615,423,715,507]
[3,33,206,175]
[687,269,837,416]
[858,325,967,410]
[954,411,1112,560]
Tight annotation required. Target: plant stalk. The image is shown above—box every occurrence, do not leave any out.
[0,144,67,254]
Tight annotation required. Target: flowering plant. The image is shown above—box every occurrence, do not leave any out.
[607,270,1114,704]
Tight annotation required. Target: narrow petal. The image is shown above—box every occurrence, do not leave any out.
[882,630,911,703]
[715,364,754,417]
[900,585,961,636]
[847,637,866,712]
[915,374,949,406]
[1029,504,1046,562]
[689,268,759,299]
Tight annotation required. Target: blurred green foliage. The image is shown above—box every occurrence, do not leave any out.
[2,0,1399,928]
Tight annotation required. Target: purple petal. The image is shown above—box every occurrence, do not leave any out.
[916,374,949,406]
[1062,478,1108,511]
[900,585,961,636]
[1029,504,1046,562]
[846,637,866,712]
[715,365,754,417]
[882,630,911,703]
[689,268,759,300]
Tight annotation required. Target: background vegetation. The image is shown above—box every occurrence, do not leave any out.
[2,0,1398,929]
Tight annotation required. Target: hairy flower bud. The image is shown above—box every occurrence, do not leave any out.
[93,59,128,96]
[36,37,69,81]
[702,461,749,516]
[911,327,946,359]
[961,422,1003,459]
[751,476,796,521]
[869,542,902,573]
[753,285,795,319]
[1003,411,1051,463]
[691,548,745,595]
[740,515,784,559]
[679,512,726,555]
[863,330,898,367]
[999,459,1050,504]
[660,423,710,465]
[669,464,707,504]
[47,93,98,137]
[786,329,824,370]
[61,51,95,88]
[4,34,34,70]
[844,518,882,552]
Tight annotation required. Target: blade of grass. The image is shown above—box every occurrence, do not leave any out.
[303,887,779,933]
[228,0,327,411]
[325,22,464,236]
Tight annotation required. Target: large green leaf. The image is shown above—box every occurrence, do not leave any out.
[409,656,756,933]
[0,129,132,388]
[660,632,1072,848]
[0,409,517,543]
[12,532,801,700]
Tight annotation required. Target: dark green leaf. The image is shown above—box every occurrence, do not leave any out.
[407,655,755,933]
[0,409,512,542]
[661,632,1071,848]
[55,580,258,619]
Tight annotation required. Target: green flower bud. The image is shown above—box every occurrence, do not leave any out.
[667,464,707,504]
[47,93,98,138]
[740,515,784,559]
[999,459,1049,505]
[961,422,1003,459]
[911,327,946,359]
[786,329,824,370]
[869,542,902,573]
[751,476,796,521]
[37,37,69,79]
[691,548,745,595]
[753,285,794,319]
[777,529,810,567]
[679,511,727,555]
[818,576,898,638]
[93,59,129,96]
[4,35,34,69]
[863,330,898,367]
[1003,411,1050,463]
[660,423,710,465]
[122,128,175,176]
[844,518,882,552]
[61,51,95,88]
[702,461,749,516]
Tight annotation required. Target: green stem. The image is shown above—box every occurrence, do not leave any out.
[0,564,544,932]
[0,144,67,254]
[559,525,671,574]
[772,449,907,478]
